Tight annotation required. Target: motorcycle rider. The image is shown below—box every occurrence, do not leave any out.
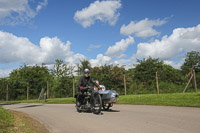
[78,68,101,92]
[76,69,101,107]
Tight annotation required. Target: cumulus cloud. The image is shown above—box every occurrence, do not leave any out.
[164,60,184,69]
[0,68,13,78]
[36,0,48,12]
[90,54,112,67]
[120,18,167,38]
[0,31,41,63]
[74,0,121,28]
[0,30,85,65]
[87,44,101,51]
[105,36,134,58]
[39,37,73,63]
[133,24,200,60]
[0,0,48,25]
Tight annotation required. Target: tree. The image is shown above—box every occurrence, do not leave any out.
[181,51,200,90]
[52,59,75,77]
[134,57,163,89]
[9,65,51,100]
[76,59,91,75]
[132,57,184,93]
[90,65,126,94]
[51,59,75,98]
[0,78,8,100]
[181,51,200,74]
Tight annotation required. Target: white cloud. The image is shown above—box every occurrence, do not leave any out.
[117,54,126,59]
[36,0,48,12]
[0,31,41,63]
[120,18,167,38]
[39,37,74,64]
[66,53,86,64]
[74,0,121,28]
[90,54,112,67]
[0,68,12,78]
[164,60,184,69]
[87,44,101,51]
[133,24,200,60]
[105,36,134,58]
[0,30,85,65]
[0,0,48,25]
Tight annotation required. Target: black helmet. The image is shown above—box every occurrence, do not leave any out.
[84,68,90,74]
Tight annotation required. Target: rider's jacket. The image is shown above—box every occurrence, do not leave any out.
[78,76,99,92]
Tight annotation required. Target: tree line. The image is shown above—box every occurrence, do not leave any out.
[0,51,199,100]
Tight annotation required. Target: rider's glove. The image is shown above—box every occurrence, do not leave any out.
[80,86,84,90]
[98,86,102,90]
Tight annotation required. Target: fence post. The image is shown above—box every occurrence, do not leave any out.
[193,70,198,92]
[183,73,193,93]
[156,72,159,94]
[27,82,29,100]
[47,80,49,98]
[124,74,127,95]
[73,78,75,97]
[6,82,8,101]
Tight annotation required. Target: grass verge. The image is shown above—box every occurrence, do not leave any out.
[0,106,14,132]
[9,110,49,133]
[0,106,49,133]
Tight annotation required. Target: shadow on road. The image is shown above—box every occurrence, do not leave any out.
[102,109,120,112]
[0,103,20,106]
[18,104,44,108]
[75,109,120,115]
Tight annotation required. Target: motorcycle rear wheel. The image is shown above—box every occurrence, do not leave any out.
[76,94,82,113]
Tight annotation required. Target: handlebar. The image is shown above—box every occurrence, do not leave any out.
[81,86,93,92]
[83,86,91,90]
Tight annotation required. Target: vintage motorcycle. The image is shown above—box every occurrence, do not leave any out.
[75,86,102,114]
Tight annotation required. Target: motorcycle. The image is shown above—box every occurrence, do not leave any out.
[75,86,102,114]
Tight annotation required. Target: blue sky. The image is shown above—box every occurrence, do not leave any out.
[0,0,200,77]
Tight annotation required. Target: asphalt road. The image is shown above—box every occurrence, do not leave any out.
[2,103,200,133]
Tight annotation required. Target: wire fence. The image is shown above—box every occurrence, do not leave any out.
[0,71,199,101]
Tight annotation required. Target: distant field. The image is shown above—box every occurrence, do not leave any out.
[118,92,200,107]
[1,92,200,107]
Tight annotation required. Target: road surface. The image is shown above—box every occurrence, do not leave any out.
[2,103,200,133]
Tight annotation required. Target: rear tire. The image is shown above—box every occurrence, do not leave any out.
[91,93,102,114]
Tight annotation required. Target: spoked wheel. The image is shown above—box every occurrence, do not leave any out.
[76,94,82,113]
[91,93,102,114]
[102,101,111,110]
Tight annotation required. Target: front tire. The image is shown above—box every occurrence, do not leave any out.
[91,93,102,114]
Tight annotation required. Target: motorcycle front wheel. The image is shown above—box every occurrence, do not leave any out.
[91,93,102,114]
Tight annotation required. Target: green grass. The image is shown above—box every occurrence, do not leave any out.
[0,106,14,133]
[1,92,200,107]
[117,92,200,107]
